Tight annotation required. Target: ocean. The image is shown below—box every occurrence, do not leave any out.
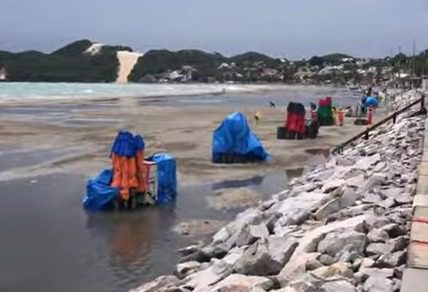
[0,82,274,101]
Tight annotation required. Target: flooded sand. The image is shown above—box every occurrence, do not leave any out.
[0,86,385,292]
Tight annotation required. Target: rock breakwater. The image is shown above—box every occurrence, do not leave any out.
[132,90,426,292]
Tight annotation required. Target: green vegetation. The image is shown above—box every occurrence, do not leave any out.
[129,49,224,82]
[0,40,122,82]
[129,50,284,82]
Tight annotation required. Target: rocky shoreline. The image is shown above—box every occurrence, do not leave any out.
[132,90,425,292]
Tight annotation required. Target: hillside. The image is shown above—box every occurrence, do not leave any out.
[0,40,125,82]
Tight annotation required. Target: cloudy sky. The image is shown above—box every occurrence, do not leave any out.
[1,0,427,59]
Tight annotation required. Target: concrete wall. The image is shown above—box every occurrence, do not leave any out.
[402,118,428,292]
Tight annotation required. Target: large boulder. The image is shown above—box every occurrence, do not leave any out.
[233,237,298,276]
[375,251,407,268]
[367,229,389,243]
[317,230,367,260]
[272,192,330,228]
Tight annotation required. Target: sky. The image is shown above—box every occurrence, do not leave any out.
[1,0,428,59]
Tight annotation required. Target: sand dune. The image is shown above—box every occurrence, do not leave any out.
[116,51,142,83]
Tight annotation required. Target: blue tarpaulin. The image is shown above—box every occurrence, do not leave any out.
[363,96,379,108]
[147,153,177,204]
[111,131,145,157]
[83,169,119,211]
[212,112,270,163]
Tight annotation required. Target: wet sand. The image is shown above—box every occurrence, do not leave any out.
[0,96,384,185]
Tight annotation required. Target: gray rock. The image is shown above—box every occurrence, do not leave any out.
[345,175,365,188]
[272,192,329,227]
[175,261,202,279]
[314,198,341,220]
[292,183,318,194]
[366,242,393,256]
[317,231,366,258]
[236,224,269,247]
[361,174,386,193]
[318,254,335,266]
[267,236,299,267]
[363,275,393,292]
[381,187,403,199]
[319,280,357,292]
[184,259,232,290]
[322,179,346,193]
[379,197,396,209]
[222,246,247,267]
[361,193,382,204]
[367,229,389,243]
[233,237,298,276]
[208,274,274,292]
[288,273,320,292]
[354,154,381,170]
[376,251,407,268]
[310,262,354,280]
[305,259,323,270]
[394,193,413,205]
[273,225,302,238]
[355,268,394,284]
[131,275,180,292]
[392,279,401,292]
[380,224,407,238]
[339,188,359,208]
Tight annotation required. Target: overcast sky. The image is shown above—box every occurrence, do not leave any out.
[1,0,427,59]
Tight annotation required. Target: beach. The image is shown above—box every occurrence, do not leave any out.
[0,83,382,292]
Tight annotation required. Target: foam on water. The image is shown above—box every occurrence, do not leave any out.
[0,82,272,101]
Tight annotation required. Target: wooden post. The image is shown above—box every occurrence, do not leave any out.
[364,130,369,140]
[393,112,397,124]
[421,95,425,111]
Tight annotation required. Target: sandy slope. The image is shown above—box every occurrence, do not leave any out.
[116,51,142,83]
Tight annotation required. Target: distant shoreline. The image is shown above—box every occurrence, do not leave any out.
[0,83,344,106]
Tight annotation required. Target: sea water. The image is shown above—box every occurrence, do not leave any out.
[0,82,272,101]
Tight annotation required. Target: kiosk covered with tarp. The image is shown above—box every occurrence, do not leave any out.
[363,96,379,108]
[83,131,177,211]
[318,96,334,126]
[212,112,270,163]
[277,102,319,140]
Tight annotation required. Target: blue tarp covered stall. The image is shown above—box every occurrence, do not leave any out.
[147,153,177,204]
[83,169,118,211]
[212,112,271,163]
[363,96,379,108]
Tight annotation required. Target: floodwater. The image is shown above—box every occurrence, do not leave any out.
[0,163,294,292]
[0,85,360,292]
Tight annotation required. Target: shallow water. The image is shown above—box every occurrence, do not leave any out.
[0,168,293,292]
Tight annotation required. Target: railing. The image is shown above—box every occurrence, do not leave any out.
[332,95,425,155]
